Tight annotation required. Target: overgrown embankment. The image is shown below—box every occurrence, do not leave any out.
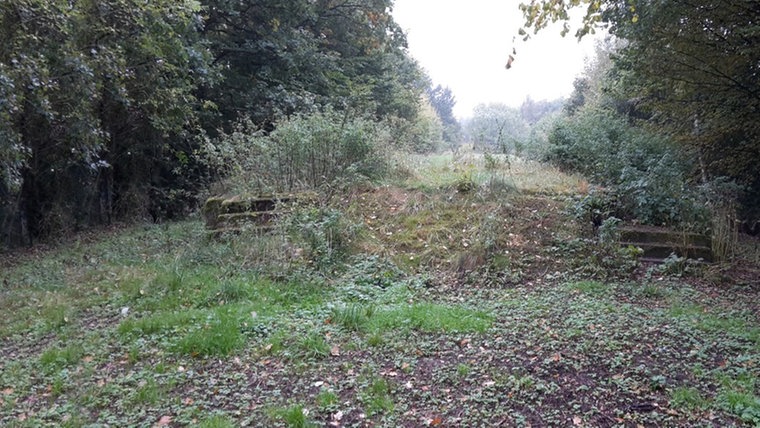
[1,154,759,427]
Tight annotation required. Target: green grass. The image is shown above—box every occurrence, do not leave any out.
[567,280,609,295]
[1,155,759,427]
[39,344,85,372]
[198,414,236,428]
[269,404,314,428]
[315,389,339,409]
[132,378,161,405]
[173,310,245,357]
[361,376,394,416]
[118,309,204,337]
[331,303,375,331]
[294,332,330,360]
[368,303,493,333]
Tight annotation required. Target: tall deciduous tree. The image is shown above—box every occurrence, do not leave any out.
[201,0,423,126]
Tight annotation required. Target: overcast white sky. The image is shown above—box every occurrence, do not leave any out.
[392,0,601,118]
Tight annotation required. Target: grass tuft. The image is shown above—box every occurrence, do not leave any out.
[40,344,85,372]
[369,303,492,333]
[174,311,244,357]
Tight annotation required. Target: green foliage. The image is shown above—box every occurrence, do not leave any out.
[1,0,425,246]
[427,84,462,145]
[285,207,359,270]
[203,0,422,126]
[670,386,708,410]
[173,310,244,357]
[389,97,445,154]
[198,415,236,428]
[361,375,394,416]
[548,108,709,228]
[39,344,85,372]
[206,111,388,195]
[315,389,339,410]
[270,404,314,428]
[295,332,330,360]
[369,303,493,334]
[521,0,760,228]
[0,0,214,242]
[567,281,608,296]
[331,303,375,332]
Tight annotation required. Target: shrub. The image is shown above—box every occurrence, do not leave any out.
[285,207,359,270]
[547,108,709,229]
[204,110,388,195]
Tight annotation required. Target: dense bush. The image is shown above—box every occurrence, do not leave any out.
[204,111,390,195]
[547,108,710,229]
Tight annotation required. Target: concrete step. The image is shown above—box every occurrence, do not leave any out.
[618,225,713,263]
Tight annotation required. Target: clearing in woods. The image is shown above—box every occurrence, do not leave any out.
[1,153,759,427]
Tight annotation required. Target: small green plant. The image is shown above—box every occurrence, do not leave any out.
[174,311,243,357]
[203,281,253,306]
[41,304,73,330]
[331,303,374,331]
[40,344,85,372]
[483,152,500,170]
[567,281,608,296]
[369,303,492,333]
[50,373,68,397]
[286,207,359,270]
[367,333,384,347]
[315,389,339,410]
[362,376,394,416]
[270,404,314,428]
[132,379,161,405]
[717,389,760,424]
[639,283,665,299]
[455,170,477,193]
[670,386,707,410]
[198,414,236,428]
[456,363,471,378]
[295,332,330,360]
[118,310,201,338]
[649,374,667,391]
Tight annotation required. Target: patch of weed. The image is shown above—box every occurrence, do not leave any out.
[198,414,236,428]
[202,280,253,306]
[457,363,471,378]
[132,378,161,405]
[117,309,204,337]
[269,404,315,428]
[174,311,244,357]
[717,389,760,425]
[40,302,75,331]
[315,389,339,410]
[369,303,492,333]
[294,332,330,360]
[567,280,609,296]
[361,376,394,416]
[670,386,708,410]
[40,344,85,372]
[331,303,374,331]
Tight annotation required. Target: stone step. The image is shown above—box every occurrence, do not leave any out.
[217,210,283,226]
[619,226,711,248]
[203,193,315,231]
[623,241,713,262]
[617,225,713,263]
